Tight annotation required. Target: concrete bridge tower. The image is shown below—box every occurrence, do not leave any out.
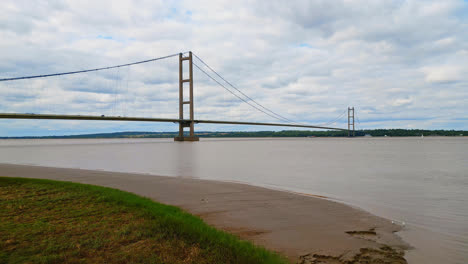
[174,52,199,141]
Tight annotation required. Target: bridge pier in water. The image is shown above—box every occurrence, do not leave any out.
[174,51,199,142]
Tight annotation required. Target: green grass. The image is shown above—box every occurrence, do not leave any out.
[0,177,288,264]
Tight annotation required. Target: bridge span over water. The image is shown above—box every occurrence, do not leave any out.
[0,51,355,140]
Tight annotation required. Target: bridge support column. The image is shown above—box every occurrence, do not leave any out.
[175,51,199,142]
[348,107,355,137]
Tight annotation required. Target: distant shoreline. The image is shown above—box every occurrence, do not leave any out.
[1,128,466,139]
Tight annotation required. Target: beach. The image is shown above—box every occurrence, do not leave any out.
[0,163,409,263]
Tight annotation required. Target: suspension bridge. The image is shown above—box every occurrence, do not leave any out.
[0,51,355,141]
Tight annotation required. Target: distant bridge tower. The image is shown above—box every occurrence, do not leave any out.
[174,52,199,141]
[348,107,355,137]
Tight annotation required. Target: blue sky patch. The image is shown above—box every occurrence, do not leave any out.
[97,35,113,40]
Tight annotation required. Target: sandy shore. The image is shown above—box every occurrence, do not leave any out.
[0,163,409,263]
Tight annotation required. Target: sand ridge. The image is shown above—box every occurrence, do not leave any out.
[0,163,409,263]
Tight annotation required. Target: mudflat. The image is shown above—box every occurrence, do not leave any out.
[0,163,409,263]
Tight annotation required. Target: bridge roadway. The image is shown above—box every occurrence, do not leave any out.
[0,113,348,131]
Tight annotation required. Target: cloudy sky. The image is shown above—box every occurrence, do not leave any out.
[0,0,467,136]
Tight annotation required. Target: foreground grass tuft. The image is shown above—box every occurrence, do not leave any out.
[0,177,288,264]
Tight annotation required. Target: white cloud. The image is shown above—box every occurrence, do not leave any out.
[421,65,463,83]
[391,98,413,107]
[0,0,467,136]
[434,37,455,47]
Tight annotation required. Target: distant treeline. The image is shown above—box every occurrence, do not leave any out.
[1,129,467,139]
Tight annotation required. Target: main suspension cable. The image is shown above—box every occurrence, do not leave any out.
[318,110,347,126]
[193,53,299,124]
[0,53,183,82]
[193,62,295,123]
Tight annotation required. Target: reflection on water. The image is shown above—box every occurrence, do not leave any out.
[0,137,467,264]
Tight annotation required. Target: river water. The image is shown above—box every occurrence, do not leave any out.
[0,137,466,264]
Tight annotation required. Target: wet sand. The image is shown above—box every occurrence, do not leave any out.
[0,163,409,263]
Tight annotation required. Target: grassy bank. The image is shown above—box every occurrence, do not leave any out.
[0,177,287,264]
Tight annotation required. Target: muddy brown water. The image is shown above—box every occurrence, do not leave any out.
[0,137,466,264]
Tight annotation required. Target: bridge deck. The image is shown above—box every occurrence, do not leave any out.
[0,113,348,131]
